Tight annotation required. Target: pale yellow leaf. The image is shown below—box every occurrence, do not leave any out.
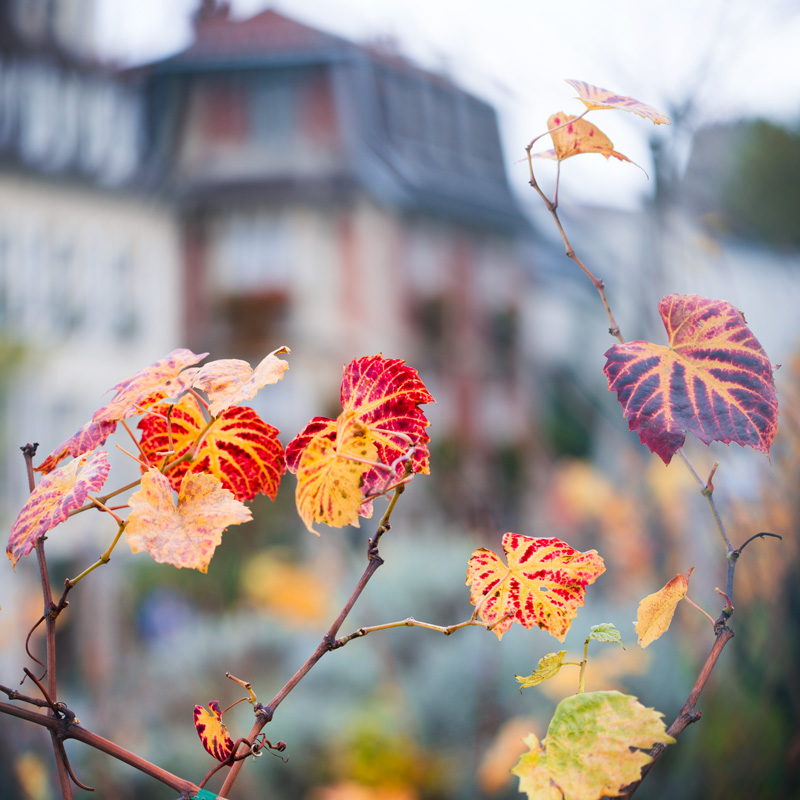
[634,569,694,648]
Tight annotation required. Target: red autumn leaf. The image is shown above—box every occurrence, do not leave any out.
[126,469,252,572]
[341,354,434,473]
[287,355,434,495]
[466,533,605,642]
[565,79,671,125]
[295,410,378,534]
[286,416,337,473]
[138,394,285,502]
[92,348,208,424]
[176,347,290,417]
[531,113,633,164]
[604,294,779,464]
[194,701,235,761]
[7,451,111,569]
[36,418,118,475]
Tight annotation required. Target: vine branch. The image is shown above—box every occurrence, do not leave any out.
[0,699,199,796]
[525,143,624,342]
[21,443,75,799]
[217,478,410,798]
[618,625,735,798]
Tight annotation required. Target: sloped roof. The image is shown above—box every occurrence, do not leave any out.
[144,6,529,232]
[157,8,355,70]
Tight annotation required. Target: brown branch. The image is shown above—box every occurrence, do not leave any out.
[0,683,54,709]
[617,625,735,798]
[0,700,199,796]
[21,443,75,800]
[217,479,410,798]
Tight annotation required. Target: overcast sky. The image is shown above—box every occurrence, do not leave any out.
[96,0,800,209]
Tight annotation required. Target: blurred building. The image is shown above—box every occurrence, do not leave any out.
[135,0,536,519]
[0,0,182,505]
[0,0,538,513]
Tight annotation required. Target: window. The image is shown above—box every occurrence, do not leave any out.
[214,211,292,293]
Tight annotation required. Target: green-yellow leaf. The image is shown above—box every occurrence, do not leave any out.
[516,650,569,689]
[587,622,623,647]
[634,569,694,648]
[513,691,675,800]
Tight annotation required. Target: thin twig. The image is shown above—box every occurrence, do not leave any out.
[331,614,495,648]
[64,519,127,590]
[677,447,737,625]
[0,683,54,709]
[525,146,624,342]
[55,737,94,792]
[217,478,410,798]
[21,443,75,800]
[735,531,782,554]
[69,478,143,517]
[684,595,717,627]
[23,615,47,675]
[677,450,732,552]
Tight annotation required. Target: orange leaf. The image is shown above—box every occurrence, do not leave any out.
[7,451,111,569]
[126,469,251,572]
[295,410,378,534]
[604,294,779,464]
[176,346,290,417]
[36,418,118,475]
[193,701,235,761]
[93,348,208,424]
[138,394,285,502]
[565,79,671,125]
[532,113,633,164]
[466,533,605,642]
[634,569,693,648]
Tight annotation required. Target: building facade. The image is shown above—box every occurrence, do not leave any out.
[138,2,537,519]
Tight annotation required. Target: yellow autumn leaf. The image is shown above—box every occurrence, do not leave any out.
[295,410,378,534]
[634,568,694,648]
[193,701,235,761]
[532,113,633,164]
[126,468,252,572]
